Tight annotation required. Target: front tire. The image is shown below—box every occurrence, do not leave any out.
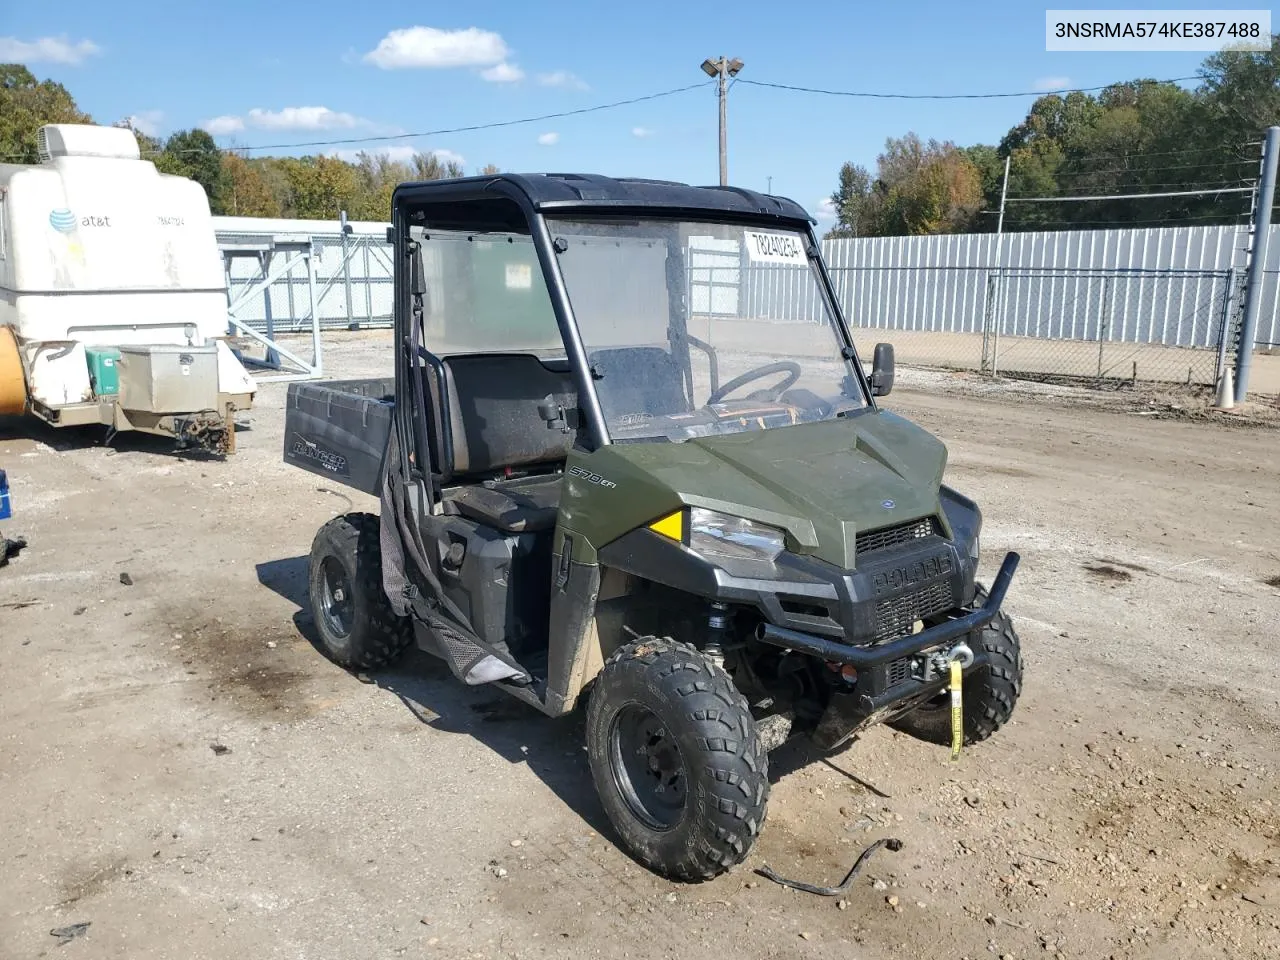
[891,585,1023,745]
[307,512,412,670]
[585,637,769,882]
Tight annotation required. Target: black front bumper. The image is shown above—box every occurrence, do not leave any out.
[759,551,1020,748]
[756,551,1020,667]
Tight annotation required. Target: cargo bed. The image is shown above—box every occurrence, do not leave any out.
[283,377,394,495]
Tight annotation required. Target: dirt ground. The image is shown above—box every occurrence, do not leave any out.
[2,330,1278,960]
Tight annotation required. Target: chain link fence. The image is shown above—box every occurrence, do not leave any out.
[829,265,1243,390]
[220,231,395,335]
[980,268,1241,388]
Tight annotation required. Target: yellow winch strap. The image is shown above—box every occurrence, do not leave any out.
[949,659,964,762]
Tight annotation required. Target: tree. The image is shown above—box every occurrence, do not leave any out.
[1198,34,1280,143]
[826,162,872,238]
[0,64,92,163]
[411,151,465,181]
[154,129,227,211]
[217,153,281,218]
[279,155,365,220]
[828,135,982,237]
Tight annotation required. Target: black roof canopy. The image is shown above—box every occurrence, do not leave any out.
[394,172,816,226]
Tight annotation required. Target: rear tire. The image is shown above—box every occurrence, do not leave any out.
[890,585,1023,745]
[585,637,769,882]
[307,512,411,670]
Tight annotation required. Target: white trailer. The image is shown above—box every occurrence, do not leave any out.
[0,123,255,453]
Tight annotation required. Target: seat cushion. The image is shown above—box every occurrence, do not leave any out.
[446,476,562,533]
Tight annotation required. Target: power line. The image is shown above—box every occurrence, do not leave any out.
[736,75,1201,101]
[1052,160,1255,178]
[1029,180,1255,190]
[1047,144,1259,164]
[1006,186,1254,203]
[1006,213,1250,226]
[152,81,714,156]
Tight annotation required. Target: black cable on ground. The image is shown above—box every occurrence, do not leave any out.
[754,837,904,897]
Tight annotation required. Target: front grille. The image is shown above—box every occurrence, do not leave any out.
[874,580,954,642]
[856,517,941,557]
[886,656,914,686]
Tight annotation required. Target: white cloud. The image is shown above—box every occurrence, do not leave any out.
[537,70,588,90]
[537,132,559,146]
[481,62,524,83]
[203,115,246,136]
[246,106,364,130]
[1033,76,1073,92]
[631,126,655,139]
[431,148,466,167]
[363,26,508,69]
[123,110,164,137]
[815,198,837,221]
[0,35,101,65]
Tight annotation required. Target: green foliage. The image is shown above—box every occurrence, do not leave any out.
[830,135,983,237]
[155,129,228,211]
[0,65,92,163]
[828,37,1280,237]
[216,152,282,218]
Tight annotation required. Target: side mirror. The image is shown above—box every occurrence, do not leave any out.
[869,342,895,397]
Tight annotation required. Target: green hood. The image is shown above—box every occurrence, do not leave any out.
[573,410,948,569]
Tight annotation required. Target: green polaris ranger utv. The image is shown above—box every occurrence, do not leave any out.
[283,173,1023,882]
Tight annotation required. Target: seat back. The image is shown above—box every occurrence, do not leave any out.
[587,346,690,421]
[423,353,578,479]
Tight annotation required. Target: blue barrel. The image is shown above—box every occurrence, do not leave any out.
[0,468,10,520]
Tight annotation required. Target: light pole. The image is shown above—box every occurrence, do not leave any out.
[700,56,744,186]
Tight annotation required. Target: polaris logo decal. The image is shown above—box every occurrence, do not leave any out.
[568,465,616,489]
[291,434,349,475]
[872,553,953,596]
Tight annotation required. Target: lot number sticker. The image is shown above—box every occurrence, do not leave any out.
[745,231,806,264]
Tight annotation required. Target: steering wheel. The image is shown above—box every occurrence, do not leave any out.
[706,361,802,405]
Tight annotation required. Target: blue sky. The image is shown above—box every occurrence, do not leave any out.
[4,1,1219,222]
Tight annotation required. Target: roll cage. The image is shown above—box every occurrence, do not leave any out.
[388,173,878,487]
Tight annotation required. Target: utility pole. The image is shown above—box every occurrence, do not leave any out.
[767,176,773,194]
[701,56,744,186]
[1235,125,1279,403]
[984,155,1012,377]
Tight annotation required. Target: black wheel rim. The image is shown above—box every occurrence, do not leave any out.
[609,702,688,831]
[319,557,354,639]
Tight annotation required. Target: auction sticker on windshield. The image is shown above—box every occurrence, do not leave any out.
[745,231,806,264]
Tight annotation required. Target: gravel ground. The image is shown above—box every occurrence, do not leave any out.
[2,330,1278,960]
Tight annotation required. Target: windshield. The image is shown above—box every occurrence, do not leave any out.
[549,218,868,443]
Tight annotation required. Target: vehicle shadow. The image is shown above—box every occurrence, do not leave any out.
[255,554,611,836]
[0,413,249,458]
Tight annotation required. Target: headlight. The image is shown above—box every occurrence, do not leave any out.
[689,508,785,562]
[970,535,980,561]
